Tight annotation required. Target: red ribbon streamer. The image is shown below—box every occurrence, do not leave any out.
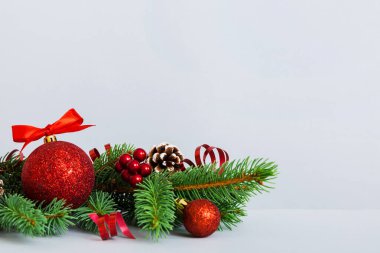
[88,211,135,240]
[182,144,229,173]
[12,108,94,152]
[89,144,111,162]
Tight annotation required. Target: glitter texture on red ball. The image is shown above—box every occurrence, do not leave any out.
[21,141,94,208]
[133,148,147,162]
[183,199,221,238]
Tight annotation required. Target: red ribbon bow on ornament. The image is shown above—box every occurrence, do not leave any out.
[88,211,135,240]
[12,108,94,152]
[182,144,229,173]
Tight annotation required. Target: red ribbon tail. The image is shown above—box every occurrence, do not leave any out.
[116,212,135,239]
[89,213,110,240]
[106,213,117,237]
[20,142,30,153]
[88,211,135,240]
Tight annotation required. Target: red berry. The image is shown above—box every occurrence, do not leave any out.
[119,154,133,167]
[127,160,140,174]
[115,161,124,173]
[129,174,143,187]
[121,170,131,182]
[133,148,147,162]
[139,163,152,177]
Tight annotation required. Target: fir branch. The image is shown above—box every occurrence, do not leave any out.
[218,202,247,230]
[93,144,135,191]
[0,152,24,195]
[134,173,176,240]
[73,191,117,233]
[170,158,278,206]
[0,194,46,236]
[39,199,75,236]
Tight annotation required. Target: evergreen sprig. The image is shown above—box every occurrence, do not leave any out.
[218,202,247,230]
[170,158,278,228]
[0,194,76,236]
[0,194,46,236]
[0,152,24,195]
[134,173,176,240]
[39,199,75,236]
[73,191,117,233]
[170,158,278,205]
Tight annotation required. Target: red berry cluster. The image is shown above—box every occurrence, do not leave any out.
[114,148,152,187]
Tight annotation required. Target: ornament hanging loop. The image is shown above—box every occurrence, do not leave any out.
[44,135,57,143]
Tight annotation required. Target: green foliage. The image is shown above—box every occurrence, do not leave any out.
[170,158,278,205]
[0,194,46,236]
[170,158,278,229]
[218,202,247,230]
[0,194,76,236]
[91,144,279,236]
[93,143,135,191]
[73,191,117,233]
[40,199,75,236]
[134,173,176,240]
[0,152,24,195]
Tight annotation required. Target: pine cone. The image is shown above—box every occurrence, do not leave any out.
[148,143,184,172]
[0,179,4,197]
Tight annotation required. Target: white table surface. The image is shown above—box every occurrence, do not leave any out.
[1,209,379,253]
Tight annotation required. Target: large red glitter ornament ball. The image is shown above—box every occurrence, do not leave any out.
[183,199,221,238]
[21,141,94,208]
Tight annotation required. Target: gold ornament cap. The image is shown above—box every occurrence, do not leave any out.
[44,135,57,143]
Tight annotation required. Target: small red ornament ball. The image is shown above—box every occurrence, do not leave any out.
[139,163,152,177]
[133,148,147,162]
[21,141,94,208]
[183,199,221,238]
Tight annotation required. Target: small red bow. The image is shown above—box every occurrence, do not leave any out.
[12,108,94,152]
[88,211,135,240]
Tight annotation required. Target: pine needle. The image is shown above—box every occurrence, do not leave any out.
[40,199,75,236]
[0,194,46,236]
[134,173,176,240]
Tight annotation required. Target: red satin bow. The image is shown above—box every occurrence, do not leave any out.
[88,211,135,240]
[12,108,94,152]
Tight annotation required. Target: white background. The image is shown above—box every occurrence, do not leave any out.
[1,0,379,212]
